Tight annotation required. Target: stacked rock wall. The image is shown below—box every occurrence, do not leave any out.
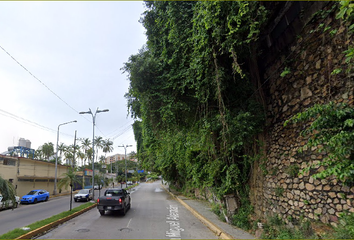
[251,2,354,225]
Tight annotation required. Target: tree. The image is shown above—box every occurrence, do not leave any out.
[77,150,85,169]
[0,175,16,209]
[80,138,91,166]
[102,139,114,158]
[42,142,54,161]
[86,148,93,168]
[94,136,104,163]
[65,144,80,167]
[57,143,67,165]
[123,1,267,203]
[102,139,114,172]
[57,167,81,211]
[34,149,44,160]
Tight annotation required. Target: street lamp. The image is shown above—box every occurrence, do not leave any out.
[118,144,132,187]
[79,108,109,200]
[54,120,77,195]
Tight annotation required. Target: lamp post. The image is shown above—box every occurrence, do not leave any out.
[54,120,77,195]
[79,108,109,200]
[118,144,132,187]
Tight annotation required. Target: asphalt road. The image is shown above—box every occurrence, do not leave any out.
[0,189,105,235]
[37,181,218,239]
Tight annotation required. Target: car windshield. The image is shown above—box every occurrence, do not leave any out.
[27,190,38,195]
[78,190,89,194]
[105,190,123,196]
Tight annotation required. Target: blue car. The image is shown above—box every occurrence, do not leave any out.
[21,189,50,204]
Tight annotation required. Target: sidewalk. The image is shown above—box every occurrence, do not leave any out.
[162,184,255,239]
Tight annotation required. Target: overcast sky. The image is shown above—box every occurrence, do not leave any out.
[0,1,146,158]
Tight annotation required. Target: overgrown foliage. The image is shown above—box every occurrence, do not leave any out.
[0,175,16,209]
[123,1,267,205]
[332,212,354,239]
[285,102,354,183]
[260,215,316,239]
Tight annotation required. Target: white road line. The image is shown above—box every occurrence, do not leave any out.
[127,218,132,228]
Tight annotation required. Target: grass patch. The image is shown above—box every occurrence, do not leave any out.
[286,164,300,177]
[261,215,316,239]
[0,202,95,239]
[211,202,226,222]
[231,202,253,230]
[275,186,284,197]
[330,212,354,239]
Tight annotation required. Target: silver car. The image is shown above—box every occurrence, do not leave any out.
[0,194,20,210]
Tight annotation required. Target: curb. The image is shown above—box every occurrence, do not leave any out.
[161,184,233,240]
[15,203,97,239]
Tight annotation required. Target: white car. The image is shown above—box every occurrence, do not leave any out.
[0,194,20,210]
[74,189,93,202]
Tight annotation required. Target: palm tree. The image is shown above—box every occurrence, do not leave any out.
[77,150,85,169]
[34,149,44,160]
[86,148,93,167]
[57,167,81,211]
[0,175,16,209]
[80,138,91,166]
[67,144,80,167]
[57,143,67,164]
[42,142,54,161]
[64,151,73,166]
[94,136,103,164]
[102,139,114,157]
[102,139,114,173]
[99,156,106,165]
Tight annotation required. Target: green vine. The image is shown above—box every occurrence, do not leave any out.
[336,0,354,72]
[123,1,268,207]
[285,102,354,183]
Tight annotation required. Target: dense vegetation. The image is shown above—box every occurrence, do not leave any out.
[123,1,268,202]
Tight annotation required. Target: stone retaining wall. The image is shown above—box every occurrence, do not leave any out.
[251,2,354,226]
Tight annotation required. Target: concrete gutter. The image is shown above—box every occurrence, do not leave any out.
[161,184,233,239]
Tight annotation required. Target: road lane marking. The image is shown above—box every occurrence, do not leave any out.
[127,218,132,228]
[166,205,184,239]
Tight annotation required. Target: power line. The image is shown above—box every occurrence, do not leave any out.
[0,44,82,116]
[106,119,134,138]
[0,108,74,138]
[111,125,133,141]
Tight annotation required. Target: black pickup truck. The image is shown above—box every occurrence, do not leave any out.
[97,188,131,216]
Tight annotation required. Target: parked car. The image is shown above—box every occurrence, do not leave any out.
[0,194,20,210]
[74,189,93,202]
[127,181,133,185]
[94,185,102,190]
[21,189,50,204]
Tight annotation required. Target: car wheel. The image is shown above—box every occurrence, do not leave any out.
[99,210,105,216]
[45,197,48,201]
[33,199,37,204]
[121,205,126,216]
[74,199,77,202]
